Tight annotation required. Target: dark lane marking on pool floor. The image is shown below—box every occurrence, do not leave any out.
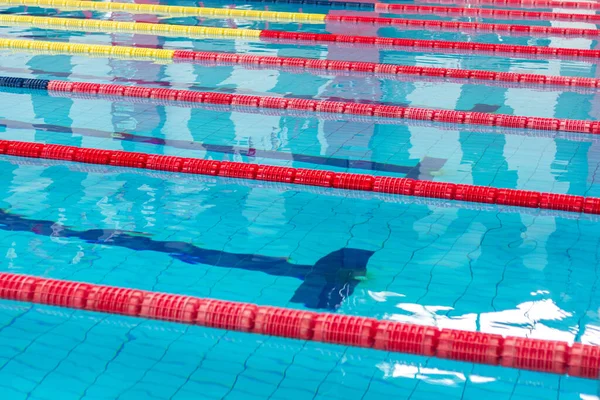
[0,208,375,310]
[0,118,443,177]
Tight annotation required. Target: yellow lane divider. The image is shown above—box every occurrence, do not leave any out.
[0,14,263,38]
[0,0,326,23]
[0,37,176,61]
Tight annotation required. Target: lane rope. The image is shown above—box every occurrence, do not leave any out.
[7,152,599,221]
[0,0,328,22]
[34,78,600,136]
[409,0,600,10]
[0,272,597,378]
[373,3,600,24]
[0,131,598,214]
[0,75,597,138]
[4,0,600,37]
[46,89,600,144]
[1,38,598,90]
[1,15,599,60]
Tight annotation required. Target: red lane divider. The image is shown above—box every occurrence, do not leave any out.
[172,50,600,90]
[48,90,600,144]
[1,273,598,378]
[1,137,600,215]
[258,30,600,60]
[409,0,600,10]
[373,3,600,24]
[45,80,600,135]
[8,153,600,222]
[324,13,600,37]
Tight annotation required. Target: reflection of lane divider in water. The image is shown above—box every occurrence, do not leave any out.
[1,15,600,60]
[0,118,423,175]
[1,38,600,91]
[0,133,598,214]
[0,272,598,378]
[3,0,600,37]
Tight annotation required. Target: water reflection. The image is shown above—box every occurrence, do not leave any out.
[385,298,576,342]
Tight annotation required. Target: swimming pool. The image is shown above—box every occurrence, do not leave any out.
[0,0,599,398]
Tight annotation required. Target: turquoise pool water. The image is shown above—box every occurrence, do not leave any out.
[0,0,599,398]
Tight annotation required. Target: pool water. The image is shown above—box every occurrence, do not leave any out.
[0,0,599,398]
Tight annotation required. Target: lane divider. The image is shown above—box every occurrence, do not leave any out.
[0,14,263,38]
[11,155,598,221]
[4,0,600,38]
[2,15,599,60]
[411,0,600,10]
[46,89,600,144]
[202,0,378,9]
[0,130,598,214]
[1,76,598,136]
[2,38,599,90]
[0,272,598,378]
[7,75,600,136]
[374,3,600,24]
[258,29,600,60]
[323,14,600,38]
[0,0,327,22]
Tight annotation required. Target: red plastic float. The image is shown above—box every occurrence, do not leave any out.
[0,272,597,378]
[313,314,377,347]
[6,141,44,158]
[140,293,201,323]
[501,336,569,374]
[0,274,37,302]
[256,165,297,183]
[374,321,439,356]
[145,155,184,172]
[87,286,145,316]
[455,185,498,204]
[218,161,259,179]
[294,169,335,187]
[413,181,456,200]
[540,193,584,212]
[197,300,257,332]
[496,189,541,208]
[333,172,375,191]
[254,307,316,340]
[109,150,148,168]
[74,148,112,165]
[437,330,503,365]
[584,198,600,214]
[568,343,600,379]
[373,177,415,195]
[41,144,78,161]
[33,279,90,309]
[181,158,220,175]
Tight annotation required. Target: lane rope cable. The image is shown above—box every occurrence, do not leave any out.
[1,38,599,90]
[0,272,597,378]
[0,15,599,60]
